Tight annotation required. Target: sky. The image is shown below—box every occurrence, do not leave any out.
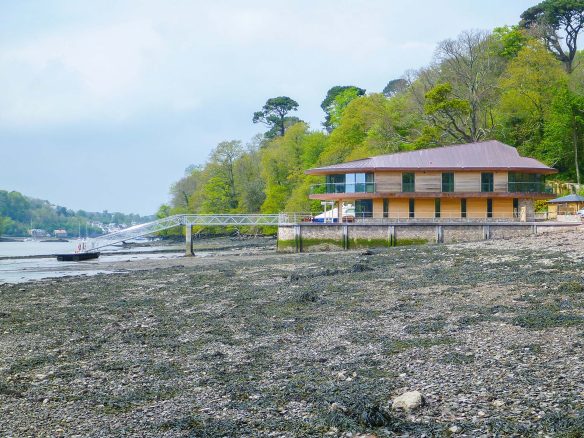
[0,0,537,215]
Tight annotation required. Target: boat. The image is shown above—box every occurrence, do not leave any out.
[56,252,100,262]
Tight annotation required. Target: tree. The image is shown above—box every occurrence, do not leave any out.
[382,79,408,97]
[169,165,203,211]
[199,140,244,213]
[497,40,567,148]
[321,86,366,132]
[430,30,504,142]
[544,87,584,184]
[520,0,584,73]
[492,25,529,59]
[424,83,473,142]
[253,96,300,138]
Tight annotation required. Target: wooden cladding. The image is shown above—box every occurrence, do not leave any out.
[454,172,481,192]
[375,172,401,192]
[415,172,441,192]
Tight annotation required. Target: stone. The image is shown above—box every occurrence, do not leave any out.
[391,390,424,411]
[492,400,505,407]
[449,425,460,433]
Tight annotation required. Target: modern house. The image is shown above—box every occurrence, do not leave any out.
[306,141,556,221]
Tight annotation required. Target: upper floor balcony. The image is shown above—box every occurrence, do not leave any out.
[310,181,554,196]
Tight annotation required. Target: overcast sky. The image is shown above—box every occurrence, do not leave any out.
[0,0,536,215]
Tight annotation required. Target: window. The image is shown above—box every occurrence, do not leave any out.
[461,198,467,218]
[328,173,374,193]
[513,198,519,218]
[325,174,345,193]
[442,173,454,192]
[435,198,441,218]
[402,173,415,192]
[409,198,415,218]
[481,173,494,192]
[487,198,493,218]
[355,200,373,218]
[383,199,389,218]
[508,173,544,193]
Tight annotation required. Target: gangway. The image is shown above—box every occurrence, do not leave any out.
[84,213,289,255]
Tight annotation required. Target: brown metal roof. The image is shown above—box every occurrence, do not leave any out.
[306,141,557,175]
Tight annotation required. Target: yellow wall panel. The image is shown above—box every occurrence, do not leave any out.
[441,198,460,219]
[388,199,409,219]
[493,198,513,218]
[467,198,486,219]
[415,199,435,218]
[372,199,384,218]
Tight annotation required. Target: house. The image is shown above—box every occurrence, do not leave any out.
[53,229,68,238]
[306,141,556,221]
[547,194,584,220]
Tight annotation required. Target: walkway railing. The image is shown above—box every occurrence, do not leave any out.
[85,214,286,252]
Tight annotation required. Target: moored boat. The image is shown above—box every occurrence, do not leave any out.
[56,252,100,262]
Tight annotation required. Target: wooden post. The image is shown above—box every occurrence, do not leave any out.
[342,224,349,250]
[185,225,194,256]
[388,225,395,246]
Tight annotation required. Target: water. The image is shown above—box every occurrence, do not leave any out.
[0,240,184,284]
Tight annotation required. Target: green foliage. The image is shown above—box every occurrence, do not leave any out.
[253,96,300,138]
[321,85,366,132]
[493,25,528,59]
[0,189,149,237]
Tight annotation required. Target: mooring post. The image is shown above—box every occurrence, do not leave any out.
[388,225,395,247]
[483,225,490,240]
[294,225,302,253]
[185,224,193,256]
[435,225,444,243]
[342,224,349,250]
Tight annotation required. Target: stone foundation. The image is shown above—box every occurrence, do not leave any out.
[277,222,580,252]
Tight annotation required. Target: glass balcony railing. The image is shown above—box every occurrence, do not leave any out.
[507,182,554,193]
[310,182,376,194]
[310,181,553,195]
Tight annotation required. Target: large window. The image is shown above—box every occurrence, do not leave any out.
[481,172,494,192]
[461,198,467,218]
[409,198,415,218]
[435,199,441,218]
[487,198,493,218]
[442,173,454,192]
[325,173,374,193]
[325,174,345,193]
[508,173,545,193]
[383,199,389,218]
[355,200,373,218]
[402,173,415,192]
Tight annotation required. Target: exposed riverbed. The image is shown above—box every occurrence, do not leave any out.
[1,231,584,436]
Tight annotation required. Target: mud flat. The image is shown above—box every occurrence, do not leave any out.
[1,230,584,436]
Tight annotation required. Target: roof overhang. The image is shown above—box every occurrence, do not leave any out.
[305,167,558,175]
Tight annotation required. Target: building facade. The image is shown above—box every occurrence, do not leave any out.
[306,141,556,221]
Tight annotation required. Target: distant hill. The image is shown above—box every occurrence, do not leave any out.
[0,189,154,237]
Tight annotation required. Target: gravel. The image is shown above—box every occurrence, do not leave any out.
[1,230,584,436]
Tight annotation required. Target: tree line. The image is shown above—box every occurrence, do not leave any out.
[160,0,584,225]
[0,190,151,237]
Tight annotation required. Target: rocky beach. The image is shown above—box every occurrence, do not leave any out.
[1,231,584,436]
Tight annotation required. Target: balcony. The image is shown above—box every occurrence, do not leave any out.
[507,182,554,194]
[310,182,376,195]
[310,181,554,196]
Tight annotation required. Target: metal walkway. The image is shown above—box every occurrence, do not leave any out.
[84,214,286,252]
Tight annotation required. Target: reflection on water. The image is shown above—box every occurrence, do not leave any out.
[0,241,183,284]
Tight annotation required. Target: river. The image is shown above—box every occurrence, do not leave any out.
[0,240,184,284]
